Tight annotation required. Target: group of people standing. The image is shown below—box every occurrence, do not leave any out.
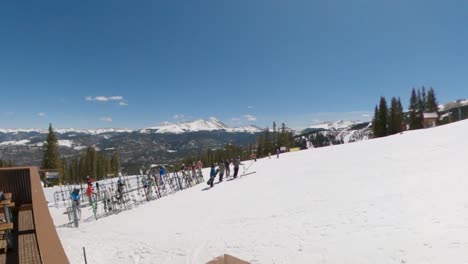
[207,156,243,187]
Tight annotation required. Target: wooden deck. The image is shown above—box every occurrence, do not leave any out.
[0,207,41,264]
[0,167,69,264]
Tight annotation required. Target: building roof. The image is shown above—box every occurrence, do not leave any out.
[423,112,439,119]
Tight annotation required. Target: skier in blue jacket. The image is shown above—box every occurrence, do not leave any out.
[70,188,80,206]
[207,163,217,187]
[159,166,166,185]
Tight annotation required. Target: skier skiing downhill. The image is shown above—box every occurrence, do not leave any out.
[197,160,203,170]
[233,156,243,178]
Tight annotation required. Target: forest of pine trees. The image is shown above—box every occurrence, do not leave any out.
[179,121,297,167]
[372,87,439,138]
[256,122,296,157]
[0,160,14,168]
[59,147,121,184]
[40,123,121,184]
[180,143,253,168]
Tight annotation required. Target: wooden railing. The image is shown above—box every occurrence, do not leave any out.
[0,167,69,264]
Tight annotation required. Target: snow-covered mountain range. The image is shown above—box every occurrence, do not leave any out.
[0,118,262,135]
[0,118,371,169]
[143,118,262,134]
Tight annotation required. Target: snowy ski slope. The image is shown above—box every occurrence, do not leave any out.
[49,120,468,263]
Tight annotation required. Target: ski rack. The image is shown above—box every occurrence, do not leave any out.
[58,170,206,227]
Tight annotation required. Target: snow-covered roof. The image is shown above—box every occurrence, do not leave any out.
[423,112,439,119]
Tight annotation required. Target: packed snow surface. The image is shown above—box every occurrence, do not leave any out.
[51,120,468,263]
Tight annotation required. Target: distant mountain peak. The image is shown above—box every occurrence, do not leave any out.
[143,118,261,134]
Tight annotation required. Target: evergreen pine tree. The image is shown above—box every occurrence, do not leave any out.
[421,86,427,112]
[397,97,404,132]
[264,127,273,156]
[417,89,423,113]
[378,97,388,136]
[372,105,380,137]
[388,97,397,135]
[256,134,265,157]
[41,123,59,170]
[388,97,404,135]
[272,121,277,145]
[60,158,70,184]
[409,88,422,130]
[426,87,439,113]
[85,146,97,178]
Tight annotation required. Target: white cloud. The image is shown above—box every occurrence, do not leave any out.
[95,96,109,101]
[247,106,254,109]
[86,96,125,102]
[119,102,128,106]
[173,114,184,119]
[37,112,46,117]
[244,115,257,121]
[362,114,370,117]
[100,117,113,122]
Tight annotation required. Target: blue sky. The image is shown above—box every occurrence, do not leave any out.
[1,0,467,129]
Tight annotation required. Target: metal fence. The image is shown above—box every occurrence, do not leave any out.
[58,169,205,227]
